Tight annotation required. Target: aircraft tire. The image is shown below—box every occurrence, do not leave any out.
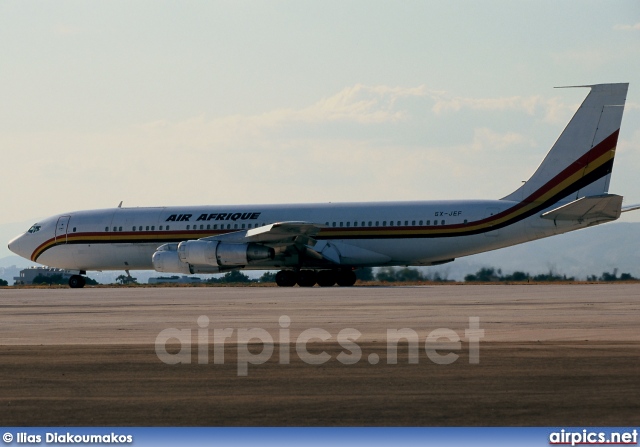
[69,275,86,289]
[336,270,357,287]
[275,270,297,287]
[297,270,317,287]
[316,270,337,287]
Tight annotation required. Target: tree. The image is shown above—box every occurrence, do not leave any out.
[115,275,138,285]
[532,271,572,282]
[32,274,67,285]
[375,267,425,282]
[394,268,424,282]
[465,267,499,282]
[376,267,399,282]
[503,271,529,282]
[355,267,374,281]
[599,270,637,281]
[85,277,100,285]
[0,279,8,286]
[223,271,251,283]
[258,272,276,283]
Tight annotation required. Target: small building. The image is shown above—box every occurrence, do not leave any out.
[14,267,74,285]
[148,275,203,285]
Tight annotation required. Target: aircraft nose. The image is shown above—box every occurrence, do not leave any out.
[8,234,27,259]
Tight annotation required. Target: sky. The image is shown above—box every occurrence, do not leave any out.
[2,1,640,230]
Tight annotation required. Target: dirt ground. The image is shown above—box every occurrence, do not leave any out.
[1,341,638,426]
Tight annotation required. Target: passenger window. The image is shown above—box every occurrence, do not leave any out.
[419,220,423,225]
[213,224,217,229]
[187,225,190,230]
[412,220,415,226]
[464,219,468,224]
[73,227,76,232]
[405,221,408,226]
[361,222,365,227]
[113,227,117,232]
[383,221,386,226]
[247,224,251,229]
[340,222,343,227]
[105,227,109,232]
[227,224,231,229]
[376,221,379,226]
[242,224,245,229]
[346,222,350,227]
[146,226,150,231]
[332,222,336,227]
[441,220,445,225]
[368,221,372,227]
[132,226,136,231]
[353,222,357,227]
[159,226,163,230]
[166,225,170,230]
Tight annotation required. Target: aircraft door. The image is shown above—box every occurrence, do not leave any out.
[55,216,71,244]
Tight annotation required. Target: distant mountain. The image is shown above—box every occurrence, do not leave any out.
[0,255,37,269]
[429,222,640,281]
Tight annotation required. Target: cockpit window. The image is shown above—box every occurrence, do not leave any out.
[27,224,41,234]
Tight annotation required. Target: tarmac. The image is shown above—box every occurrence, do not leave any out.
[1,284,639,426]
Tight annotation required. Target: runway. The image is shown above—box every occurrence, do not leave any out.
[1,285,639,425]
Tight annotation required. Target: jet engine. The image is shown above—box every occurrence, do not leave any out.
[152,241,275,274]
[178,240,275,266]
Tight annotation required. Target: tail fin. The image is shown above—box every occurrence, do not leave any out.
[502,83,628,205]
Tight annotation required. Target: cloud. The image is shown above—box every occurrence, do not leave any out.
[431,94,542,115]
[430,92,576,125]
[466,128,532,152]
[2,83,588,223]
[257,84,429,126]
[136,84,432,149]
[613,23,640,31]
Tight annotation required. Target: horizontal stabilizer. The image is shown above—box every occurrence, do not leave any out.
[621,203,640,213]
[541,194,622,223]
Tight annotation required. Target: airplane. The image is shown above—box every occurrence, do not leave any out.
[8,83,638,288]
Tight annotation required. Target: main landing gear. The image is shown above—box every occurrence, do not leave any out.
[275,269,357,287]
[68,275,86,289]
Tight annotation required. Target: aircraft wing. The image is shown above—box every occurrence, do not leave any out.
[199,221,324,246]
[198,221,391,266]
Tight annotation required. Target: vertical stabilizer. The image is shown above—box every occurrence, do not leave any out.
[502,83,628,205]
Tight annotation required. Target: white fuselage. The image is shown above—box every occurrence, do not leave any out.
[8,199,583,272]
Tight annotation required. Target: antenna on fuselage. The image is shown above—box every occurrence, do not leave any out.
[118,201,123,208]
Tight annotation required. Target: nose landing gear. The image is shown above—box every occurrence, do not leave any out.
[68,275,86,289]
